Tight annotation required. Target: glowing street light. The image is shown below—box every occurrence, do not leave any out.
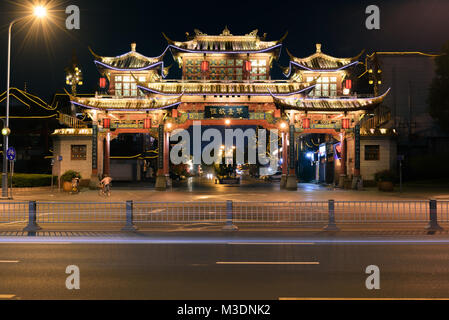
[34,6,47,18]
[2,5,48,199]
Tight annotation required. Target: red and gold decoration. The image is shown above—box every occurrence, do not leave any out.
[302,117,310,129]
[102,117,111,129]
[342,118,350,129]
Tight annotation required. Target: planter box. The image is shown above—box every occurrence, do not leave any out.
[62,181,72,192]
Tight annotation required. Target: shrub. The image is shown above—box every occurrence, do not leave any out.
[60,170,81,182]
[8,174,57,188]
[374,170,397,183]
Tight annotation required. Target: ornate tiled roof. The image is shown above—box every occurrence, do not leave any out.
[89,43,167,71]
[163,27,286,54]
[284,44,363,76]
[273,89,390,111]
[69,94,182,111]
[137,80,315,96]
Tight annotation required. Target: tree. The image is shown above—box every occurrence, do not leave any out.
[429,41,449,132]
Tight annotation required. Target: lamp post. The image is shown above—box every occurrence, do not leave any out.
[2,6,47,199]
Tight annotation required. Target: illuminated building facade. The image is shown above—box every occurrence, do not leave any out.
[53,28,395,190]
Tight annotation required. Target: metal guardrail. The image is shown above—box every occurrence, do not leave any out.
[0,200,448,232]
[36,202,126,223]
[0,202,28,223]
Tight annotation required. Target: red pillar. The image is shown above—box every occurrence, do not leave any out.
[104,133,110,175]
[341,132,347,176]
[164,131,169,176]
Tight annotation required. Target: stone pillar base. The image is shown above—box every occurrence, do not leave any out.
[286,174,298,191]
[280,174,287,189]
[338,174,347,188]
[155,174,167,191]
[89,174,100,190]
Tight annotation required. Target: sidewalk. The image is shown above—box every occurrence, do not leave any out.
[5,182,449,202]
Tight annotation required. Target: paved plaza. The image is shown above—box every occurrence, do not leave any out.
[7,178,449,202]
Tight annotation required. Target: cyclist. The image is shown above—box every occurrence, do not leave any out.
[71,174,80,194]
[100,174,112,196]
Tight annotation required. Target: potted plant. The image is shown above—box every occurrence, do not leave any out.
[374,170,396,192]
[60,170,81,192]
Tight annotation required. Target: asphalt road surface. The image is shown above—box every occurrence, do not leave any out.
[1,232,449,300]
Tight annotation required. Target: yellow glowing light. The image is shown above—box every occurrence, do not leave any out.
[2,128,11,136]
[225,119,231,125]
[34,5,47,18]
[280,122,287,130]
[166,123,172,129]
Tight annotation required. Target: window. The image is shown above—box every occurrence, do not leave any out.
[71,145,87,161]
[114,75,140,97]
[311,76,338,97]
[365,145,380,161]
[184,58,269,80]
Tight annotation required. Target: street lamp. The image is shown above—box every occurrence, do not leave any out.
[2,6,47,199]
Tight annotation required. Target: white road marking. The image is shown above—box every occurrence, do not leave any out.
[0,295,16,299]
[0,260,19,263]
[0,242,72,245]
[227,242,315,245]
[216,261,319,265]
[279,297,449,300]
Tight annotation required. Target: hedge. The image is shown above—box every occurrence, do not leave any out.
[8,174,57,188]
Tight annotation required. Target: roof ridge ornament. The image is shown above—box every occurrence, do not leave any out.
[221,26,232,36]
[194,29,206,36]
[246,29,258,37]
[131,43,136,52]
[316,43,322,53]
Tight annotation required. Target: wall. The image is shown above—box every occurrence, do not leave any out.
[52,135,92,183]
[346,135,397,181]
[360,137,397,181]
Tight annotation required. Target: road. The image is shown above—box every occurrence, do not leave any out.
[1,232,449,300]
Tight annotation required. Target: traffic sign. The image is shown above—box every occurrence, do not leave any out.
[6,147,16,161]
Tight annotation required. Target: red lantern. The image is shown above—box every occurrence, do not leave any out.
[342,118,350,129]
[172,109,178,118]
[345,79,352,89]
[99,77,107,89]
[144,118,151,129]
[244,60,252,72]
[201,60,210,73]
[302,118,310,129]
[103,118,111,129]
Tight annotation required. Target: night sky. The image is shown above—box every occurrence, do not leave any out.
[0,0,448,101]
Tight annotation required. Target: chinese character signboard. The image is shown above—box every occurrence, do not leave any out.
[354,124,361,171]
[158,124,164,170]
[289,125,295,169]
[92,125,98,169]
[204,106,249,119]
